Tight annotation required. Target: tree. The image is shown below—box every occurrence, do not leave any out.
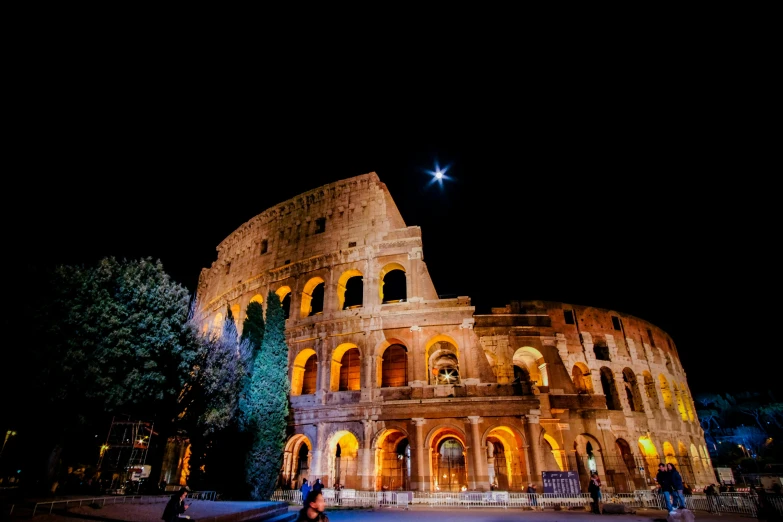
[238,301,265,431]
[245,291,290,500]
[10,257,198,492]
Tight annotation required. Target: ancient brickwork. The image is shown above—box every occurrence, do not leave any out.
[190,172,713,494]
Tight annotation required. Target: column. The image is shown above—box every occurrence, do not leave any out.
[412,418,428,491]
[410,326,426,386]
[310,422,326,478]
[523,411,543,487]
[360,419,374,490]
[467,416,488,490]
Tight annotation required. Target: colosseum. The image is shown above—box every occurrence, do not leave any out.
[192,172,714,494]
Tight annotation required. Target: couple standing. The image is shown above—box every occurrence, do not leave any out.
[656,462,687,515]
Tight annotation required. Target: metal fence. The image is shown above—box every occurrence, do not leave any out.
[31,494,167,516]
[271,488,783,516]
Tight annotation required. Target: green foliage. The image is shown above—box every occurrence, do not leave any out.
[241,301,265,355]
[245,291,290,500]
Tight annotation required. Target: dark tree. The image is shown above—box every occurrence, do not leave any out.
[246,291,290,500]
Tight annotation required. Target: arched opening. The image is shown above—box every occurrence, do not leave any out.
[427,339,460,386]
[674,383,689,422]
[434,438,466,492]
[380,344,408,388]
[276,286,291,320]
[638,436,660,486]
[643,371,659,410]
[613,438,642,492]
[622,368,644,413]
[572,363,594,394]
[375,430,411,491]
[574,435,605,492]
[486,427,528,491]
[328,431,360,489]
[690,443,702,477]
[600,367,621,411]
[291,348,318,396]
[663,441,677,465]
[543,433,565,472]
[247,294,264,321]
[659,375,674,411]
[380,264,407,304]
[300,277,326,318]
[678,441,694,485]
[339,348,360,391]
[280,435,312,489]
[593,340,611,361]
[337,269,364,310]
[512,347,548,387]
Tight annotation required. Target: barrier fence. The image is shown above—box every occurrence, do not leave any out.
[272,488,783,516]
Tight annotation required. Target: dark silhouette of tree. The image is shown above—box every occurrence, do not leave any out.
[245,291,290,500]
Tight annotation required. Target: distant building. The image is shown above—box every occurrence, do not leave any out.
[187,172,713,492]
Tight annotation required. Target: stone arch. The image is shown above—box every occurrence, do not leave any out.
[599,367,622,411]
[680,383,695,422]
[291,348,317,396]
[276,286,292,319]
[614,438,642,492]
[378,343,408,388]
[281,434,312,489]
[482,425,528,491]
[427,425,468,492]
[426,335,461,386]
[330,342,361,392]
[622,367,644,413]
[379,262,407,303]
[662,441,677,465]
[249,293,264,306]
[326,430,361,489]
[337,269,363,310]
[690,443,702,475]
[659,374,674,410]
[638,435,660,481]
[572,362,594,394]
[230,303,240,327]
[300,276,326,318]
[673,383,689,421]
[574,434,606,490]
[543,433,565,472]
[374,428,411,490]
[513,346,548,386]
[643,371,659,409]
[211,312,223,338]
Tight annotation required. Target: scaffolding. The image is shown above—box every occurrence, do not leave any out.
[97,416,154,492]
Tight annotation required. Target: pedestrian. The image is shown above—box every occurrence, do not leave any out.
[588,473,602,514]
[296,489,330,522]
[300,478,311,506]
[527,483,538,508]
[161,487,190,522]
[655,463,676,514]
[705,483,721,515]
[312,478,324,495]
[667,463,687,510]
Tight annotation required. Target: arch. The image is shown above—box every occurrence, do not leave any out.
[276,286,292,319]
[212,312,223,338]
[659,374,674,410]
[291,348,317,396]
[230,304,240,327]
[331,343,361,392]
[374,429,411,490]
[379,262,407,303]
[574,434,605,491]
[599,367,621,411]
[483,426,527,490]
[249,293,264,306]
[572,362,594,394]
[662,441,677,465]
[622,368,644,413]
[543,433,565,472]
[674,383,689,421]
[512,346,548,386]
[337,269,363,310]
[690,443,702,475]
[380,344,408,388]
[427,426,468,492]
[614,438,642,492]
[643,371,659,409]
[638,436,660,481]
[326,430,360,489]
[427,341,461,386]
[300,277,326,318]
[680,383,695,422]
[281,434,312,489]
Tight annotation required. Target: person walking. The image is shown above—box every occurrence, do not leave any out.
[705,483,722,515]
[312,478,324,495]
[296,489,330,522]
[588,472,602,514]
[161,487,190,522]
[655,463,676,514]
[300,478,311,506]
[526,483,538,509]
[667,463,687,510]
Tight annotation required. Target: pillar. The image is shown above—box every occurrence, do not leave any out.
[468,416,488,490]
[360,419,374,490]
[523,411,543,487]
[412,418,427,491]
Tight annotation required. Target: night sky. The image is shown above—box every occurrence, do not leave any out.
[6,101,777,399]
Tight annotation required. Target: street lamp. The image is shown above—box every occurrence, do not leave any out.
[0,430,17,460]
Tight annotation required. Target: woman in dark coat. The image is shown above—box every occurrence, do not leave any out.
[666,463,687,509]
[161,487,190,522]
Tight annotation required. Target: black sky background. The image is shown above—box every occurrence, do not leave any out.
[5,58,779,399]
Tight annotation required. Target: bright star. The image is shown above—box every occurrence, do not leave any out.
[425,161,452,188]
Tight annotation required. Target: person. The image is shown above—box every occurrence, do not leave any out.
[667,463,687,510]
[296,489,330,522]
[161,487,190,522]
[300,478,311,506]
[312,478,324,495]
[527,483,538,508]
[683,483,693,496]
[588,473,602,514]
[705,483,721,515]
[655,463,676,514]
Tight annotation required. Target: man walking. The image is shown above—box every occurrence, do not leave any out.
[655,463,676,515]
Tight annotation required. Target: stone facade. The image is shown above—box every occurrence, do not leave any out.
[193,172,714,493]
